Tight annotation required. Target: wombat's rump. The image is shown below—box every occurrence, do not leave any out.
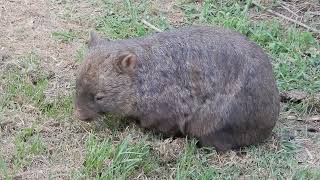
[75,26,280,152]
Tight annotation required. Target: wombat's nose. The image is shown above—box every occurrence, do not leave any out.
[74,108,89,121]
[74,108,98,122]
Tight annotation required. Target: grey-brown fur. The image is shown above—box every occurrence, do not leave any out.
[75,26,280,152]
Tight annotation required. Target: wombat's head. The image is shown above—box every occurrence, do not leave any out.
[74,32,138,121]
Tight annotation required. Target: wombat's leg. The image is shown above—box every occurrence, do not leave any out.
[198,129,237,153]
[199,126,274,152]
[139,117,184,138]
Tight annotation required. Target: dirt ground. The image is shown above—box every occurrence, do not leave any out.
[0,0,319,179]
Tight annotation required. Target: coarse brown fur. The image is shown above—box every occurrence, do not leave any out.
[74,26,280,152]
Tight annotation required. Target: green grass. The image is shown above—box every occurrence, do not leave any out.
[175,140,218,179]
[293,168,320,180]
[75,45,86,62]
[0,155,9,180]
[13,127,47,169]
[0,54,47,107]
[42,94,75,119]
[0,53,75,121]
[74,135,150,179]
[94,0,169,39]
[1,0,319,179]
[82,135,113,177]
[0,127,48,179]
[52,30,77,43]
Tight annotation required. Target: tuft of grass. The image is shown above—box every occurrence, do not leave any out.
[175,140,218,179]
[99,114,133,132]
[52,30,77,43]
[81,135,150,179]
[83,135,113,177]
[13,127,47,169]
[99,136,149,179]
[42,94,75,119]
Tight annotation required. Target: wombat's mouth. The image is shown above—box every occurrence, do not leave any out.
[74,108,100,122]
[78,117,95,122]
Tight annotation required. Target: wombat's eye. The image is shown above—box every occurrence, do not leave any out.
[94,94,104,102]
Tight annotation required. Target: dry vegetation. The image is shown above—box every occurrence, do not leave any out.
[0,0,319,179]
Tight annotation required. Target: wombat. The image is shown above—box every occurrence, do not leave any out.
[74,26,280,152]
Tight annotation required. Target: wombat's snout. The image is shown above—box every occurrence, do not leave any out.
[74,107,97,122]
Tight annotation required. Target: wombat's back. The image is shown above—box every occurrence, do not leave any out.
[131,26,278,105]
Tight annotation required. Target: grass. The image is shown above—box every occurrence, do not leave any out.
[52,30,77,43]
[0,53,74,178]
[175,141,218,179]
[0,0,319,179]
[0,53,74,119]
[13,127,47,169]
[293,168,320,180]
[94,0,169,39]
[72,135,150,179]
[0,155,9,180]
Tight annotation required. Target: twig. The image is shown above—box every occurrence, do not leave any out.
[141,19,162,33]
[270,10,320,34]
[79,122,91,134]
[252,1,320,34]
[305,148,313,160]
[279,2,299,18]
[309,11,320,16]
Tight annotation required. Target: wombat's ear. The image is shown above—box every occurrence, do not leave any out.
[88,31,109,48]
[114,52,137,74]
